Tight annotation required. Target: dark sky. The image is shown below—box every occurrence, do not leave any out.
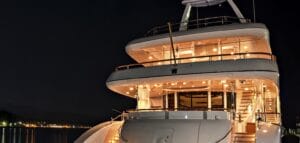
[0,0,299,126]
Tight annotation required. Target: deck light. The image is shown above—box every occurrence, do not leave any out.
[129,87,134,91]
[262,129,268,133]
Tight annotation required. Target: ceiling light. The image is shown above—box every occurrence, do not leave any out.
[129,87,134,91]
[148,56,153,60]
[183,82,187,85]
[213,48,217,52]
[126,91,130,94]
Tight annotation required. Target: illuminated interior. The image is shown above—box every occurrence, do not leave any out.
[111,79,280,124]
[127,36,271,66]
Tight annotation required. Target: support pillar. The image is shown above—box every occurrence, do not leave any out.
[137,85,150,109]
[174,92,178,109]
[208,80,212,109]
[179,3,192,31]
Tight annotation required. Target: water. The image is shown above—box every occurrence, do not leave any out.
[0,127,86,143]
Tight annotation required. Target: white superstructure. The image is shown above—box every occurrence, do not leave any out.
[76,0,282,142]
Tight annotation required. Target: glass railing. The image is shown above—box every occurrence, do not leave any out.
[116,52,276,71]
[145,16,251,36]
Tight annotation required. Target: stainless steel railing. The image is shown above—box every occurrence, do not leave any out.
[116,52,276,71]
[145,16,251,36]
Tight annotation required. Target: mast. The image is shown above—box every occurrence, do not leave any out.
[180,0,247,31]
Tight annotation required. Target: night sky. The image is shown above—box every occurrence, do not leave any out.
[0,0,299,126]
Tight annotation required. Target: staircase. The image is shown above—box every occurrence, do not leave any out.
[236,91,253,122]
[232,133,255,143]
[232,91,256,143]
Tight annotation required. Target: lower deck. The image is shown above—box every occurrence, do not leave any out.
[113,79,280,125]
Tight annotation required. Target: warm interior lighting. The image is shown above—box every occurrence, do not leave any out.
[129,87,134,91]
[230,52,234,55]
[148,56,153,60]
[202,81,206,84]
[213,48,217,52]
[224,84,228,88]
[221,80,226,84]
[126,91,130,94]
[183,82,187,85]
[244,88,249,91]
[222,45,234,49]
[179,50,193,55]
[171,82,177,86]
[244,46,248,49]
[262,129,268,133]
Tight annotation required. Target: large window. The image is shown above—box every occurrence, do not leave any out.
[211,92,224,108]
[178,91,208,109]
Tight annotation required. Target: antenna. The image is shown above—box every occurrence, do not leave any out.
[252,0,256,22]
[167,22,177,65]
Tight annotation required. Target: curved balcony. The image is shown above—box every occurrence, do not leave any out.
[116,52,276,71]
[107,52,279,87]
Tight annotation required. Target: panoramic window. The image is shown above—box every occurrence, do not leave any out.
[178,91,208,109]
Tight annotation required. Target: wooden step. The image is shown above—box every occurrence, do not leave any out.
[232,133,255,143]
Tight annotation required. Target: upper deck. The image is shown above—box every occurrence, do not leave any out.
[125,17,271,66]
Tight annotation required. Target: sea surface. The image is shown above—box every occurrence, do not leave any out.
[0,127,87,143]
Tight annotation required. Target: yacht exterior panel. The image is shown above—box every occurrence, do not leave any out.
[107,59,278,83]
[126,23,270,56]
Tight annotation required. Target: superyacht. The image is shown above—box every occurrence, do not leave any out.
[76,0,281,142]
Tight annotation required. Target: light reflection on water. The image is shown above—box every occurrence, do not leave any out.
[0,127,86,143]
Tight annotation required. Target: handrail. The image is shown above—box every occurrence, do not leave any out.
[126,107,233,113]
[116,52,276,71]
[145,16,251,36]
[215,127,233,143]
[111,112,127,122]
[256,112,281,125]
